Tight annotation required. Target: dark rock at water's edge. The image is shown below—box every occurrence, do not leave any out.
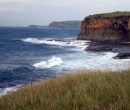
[86,42,130,52]
[85,42,130,59]
[86,43,112,52]
[77,11,130,42]
[114,53,130,59]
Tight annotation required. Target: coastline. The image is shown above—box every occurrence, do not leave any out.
[85,41,130,59]
[0,26,130,109]
[1,70,130,110]
[1,38,130,96]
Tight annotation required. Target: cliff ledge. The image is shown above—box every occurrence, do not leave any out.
[77,11,130,42]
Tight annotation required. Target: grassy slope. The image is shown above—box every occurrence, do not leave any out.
[0,70,130,110]
[85,11,130,19]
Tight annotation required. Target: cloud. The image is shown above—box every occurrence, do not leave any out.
[0,0,32,4]
[0,8,8,12]
[0,0,32,13]
[33,0,120,9]
[0,0,130,26]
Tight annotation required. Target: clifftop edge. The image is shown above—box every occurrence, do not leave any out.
[85,11,130,19]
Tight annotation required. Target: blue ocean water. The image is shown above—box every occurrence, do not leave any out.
[0,27,130,95]
[0,27,80,86]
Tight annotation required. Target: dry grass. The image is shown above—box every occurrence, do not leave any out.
[0,70,130,110]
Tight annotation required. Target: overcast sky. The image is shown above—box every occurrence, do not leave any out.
[0,0,130,26]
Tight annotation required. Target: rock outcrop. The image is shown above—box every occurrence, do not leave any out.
[77,12,130,42]
[114,53,130,59]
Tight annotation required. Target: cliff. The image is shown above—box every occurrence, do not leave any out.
[49,21,81,28]
[77,12,130,42]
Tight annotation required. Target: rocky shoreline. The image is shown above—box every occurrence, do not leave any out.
[85,41,130,59]
[77,12,130,59]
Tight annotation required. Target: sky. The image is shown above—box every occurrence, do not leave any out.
[0,0,130,26]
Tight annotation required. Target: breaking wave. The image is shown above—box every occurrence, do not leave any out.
[33,56,64,69]
[21,38,90,49]
[101,52,118,59]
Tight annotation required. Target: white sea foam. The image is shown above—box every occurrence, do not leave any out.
[33,56,64,69]
[59,51,130,71]
[0,85,22,96]
[101,52,118,59]
[120,59,130,61]
[22,38,130,71]
[21,38,89,50]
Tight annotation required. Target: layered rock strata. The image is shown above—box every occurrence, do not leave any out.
[78,13,130,42]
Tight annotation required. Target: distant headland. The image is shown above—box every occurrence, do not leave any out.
[77,11,130,42]
[28,21,81,28]
[49,21,81,28]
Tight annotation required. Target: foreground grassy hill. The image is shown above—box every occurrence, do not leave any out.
[0,70,130,110]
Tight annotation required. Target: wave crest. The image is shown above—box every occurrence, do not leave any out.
[21,38,89,49]
[33,56,64,69]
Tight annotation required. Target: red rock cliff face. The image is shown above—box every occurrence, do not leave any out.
[81,18,112,29]
[78,16,130,42]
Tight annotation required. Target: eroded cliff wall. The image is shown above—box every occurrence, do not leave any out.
[78,14,130,42]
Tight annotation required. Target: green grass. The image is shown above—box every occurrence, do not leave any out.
[0,70,130,110]
[85,11,130,20]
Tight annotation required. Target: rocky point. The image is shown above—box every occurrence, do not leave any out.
[77,12,130,42]
[78,12,130,59]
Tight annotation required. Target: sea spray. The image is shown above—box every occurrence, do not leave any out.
[21,38,89,50]
[33,56,64,69]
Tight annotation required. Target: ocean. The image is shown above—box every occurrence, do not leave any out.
[0,27,130,96]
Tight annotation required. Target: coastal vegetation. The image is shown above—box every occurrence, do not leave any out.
[0,70,130,110]
[49,21,81,28]
[86,11,130,19]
